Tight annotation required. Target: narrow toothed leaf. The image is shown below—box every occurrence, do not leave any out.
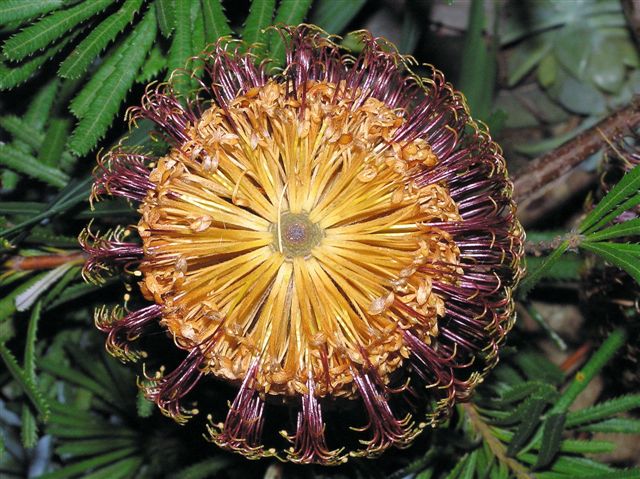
[0,0,65,25]
[201,0,232,44]
[580,164,640,234]
[579,418,640,434]
[58,0,144,79]
[191,0,205,56]
[135,44,166,83]
[311,0,366,33]
[0,145,69,187]
[21,406,38,448]
[565,394,640,427]
[35,448,138,479]
[580,242,640,284]
[69,8,157,156]
[0,115,44,150]
[167,0,191,75]
[0,33,76,90]
[37,118,74,169]
[24,79,59,130]
[155,0,175,37]
[2,0,113,61]
[534,413,566,470]
[505,395,547,456]
[23,300,41,381]
[269,0,313,66]
[242,0,275,52]
[0,342,50,420]
[584,218,640,241]
[55,438,134,457]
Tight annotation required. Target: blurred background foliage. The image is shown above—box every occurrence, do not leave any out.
[1,0,640,478]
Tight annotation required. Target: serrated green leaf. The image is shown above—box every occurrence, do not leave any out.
[576,470,640,479]
[201,0,232,44]
[0,342,50,420]
[505,395,547,456]
[550,330,626,415]
[268,0,313,66]
[534,413,565,470]
[24,300,41,381]
[2,0,113,61]
[70,37,133,119]
[36,448,137,479]
[39,359,119,406]
[24,79,59,130]
[518,240,569,298]
[155,0,175,37]
[0,32,76,90]
[37,118,74,169]
[580,165,640,234]
[21,406,38,449]
[515,352,564,385]
[58,0,144,79]
[0,115,44,151]
[585,218,640,242]
[0,176,91,237]
[242,0,275,53]
[311,0,366,34]
[581,242,640,284]
[69,8,157,155]
[565,394,640,427]
[55,438,134,457]
[167,0,191,75]
[0,0,65,25]
[191,0,205,56]
[578,418,640,434]
[0,145,68,187]
[172,457,231,479]
[495,381,558,405]
[81,457,144,479]
[135,44,166,83]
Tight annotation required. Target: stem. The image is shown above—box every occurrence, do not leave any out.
[463,403,533,479]
[5,252,85,270]
[513,97,640,204]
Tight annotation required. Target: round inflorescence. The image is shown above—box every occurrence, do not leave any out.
[81,26,525,464]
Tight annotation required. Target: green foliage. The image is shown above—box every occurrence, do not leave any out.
[58,0,144,79]
[68,7,157,155]
[2,0,113,61]
[311,0,366,34]
[521,165,640,295]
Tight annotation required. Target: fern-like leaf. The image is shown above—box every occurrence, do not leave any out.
[167,0,191,75]
[68,7,157,156]
[0,145,69,187]
[0,33,76,90]
[2,0,113,61]
[242,0,276,53]
[0,0,65,26]
[58,0,144,79]
[201,0,232,44]
[155,0,175,37]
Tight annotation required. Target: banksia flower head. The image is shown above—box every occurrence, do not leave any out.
[82,26,524,464]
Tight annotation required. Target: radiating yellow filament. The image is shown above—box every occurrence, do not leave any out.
[138,80,462,398]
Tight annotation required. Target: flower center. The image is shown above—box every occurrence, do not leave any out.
[276,212,323,258]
